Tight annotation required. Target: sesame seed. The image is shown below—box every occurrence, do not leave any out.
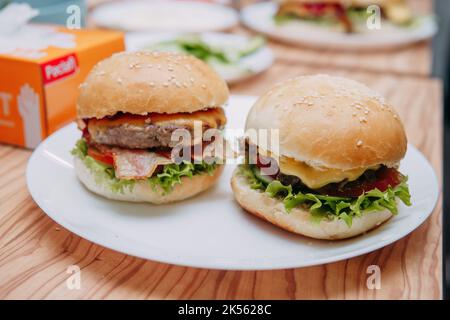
[352,112,357,117]
[364,110,369,115]
[190,77,195,83]
[357,140,363,147]
[117,78,123,84]
[359,117,367,123]
[149,82,155,87]
[163,82,169,87]
[201,84,206,89]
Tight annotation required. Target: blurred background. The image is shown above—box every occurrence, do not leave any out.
[2,0,444,88]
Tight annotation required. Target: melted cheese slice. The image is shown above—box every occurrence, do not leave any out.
[89,107,226,130]
[278,156,379,189]
[258,147,378,189]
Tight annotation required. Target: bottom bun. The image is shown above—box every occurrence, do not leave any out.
[74,157,223,204]
[230,168,393,240]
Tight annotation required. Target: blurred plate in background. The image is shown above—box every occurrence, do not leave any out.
[91,0,239,32]
[241,2,437,50]
[126,32,274,84]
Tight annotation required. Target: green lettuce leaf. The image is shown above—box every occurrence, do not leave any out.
[347,7,371,22]
[71,139,136,194]
[239,165,412,227]
[149,161,217,194]
[71,139,217,195]
[149,35,265,64]
[71,138,88,158]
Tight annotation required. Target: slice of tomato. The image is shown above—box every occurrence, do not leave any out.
[319,167,401,197]
[87,147,114,166]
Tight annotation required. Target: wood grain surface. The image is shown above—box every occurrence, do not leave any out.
[0,60,442,299]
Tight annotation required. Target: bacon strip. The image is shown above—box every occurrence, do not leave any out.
[112,149,172,180]
[86,133,237,180]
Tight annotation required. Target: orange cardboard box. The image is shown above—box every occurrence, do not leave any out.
[0,26,124,148]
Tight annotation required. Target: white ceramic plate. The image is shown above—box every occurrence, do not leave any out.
[91,0,239,32]
[27,95,439,270]
[241,2,438,50]
[125,32,274,84]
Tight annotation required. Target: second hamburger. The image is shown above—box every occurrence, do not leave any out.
[231,74,411,240]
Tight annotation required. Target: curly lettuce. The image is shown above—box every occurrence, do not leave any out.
[149,161,217,194]
[71,139,217,195]
[71,139,136,194]
[149,35,265,64]
[239,164,411,227]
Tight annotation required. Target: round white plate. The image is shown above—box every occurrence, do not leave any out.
[27,95,439,270]
[91,0,238,32]
[125,32,274,84]
[241,2,438,50]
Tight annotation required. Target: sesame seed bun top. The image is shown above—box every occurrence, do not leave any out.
[245,74,407,170]
[77,51,229,119]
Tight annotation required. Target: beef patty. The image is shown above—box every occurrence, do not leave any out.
[86,107,226,149]
[88,122,193,149]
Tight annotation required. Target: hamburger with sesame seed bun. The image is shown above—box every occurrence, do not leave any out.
[72,51,228,204]
[231,74,411,240]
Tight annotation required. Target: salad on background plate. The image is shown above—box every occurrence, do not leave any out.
[126,32,274,84]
